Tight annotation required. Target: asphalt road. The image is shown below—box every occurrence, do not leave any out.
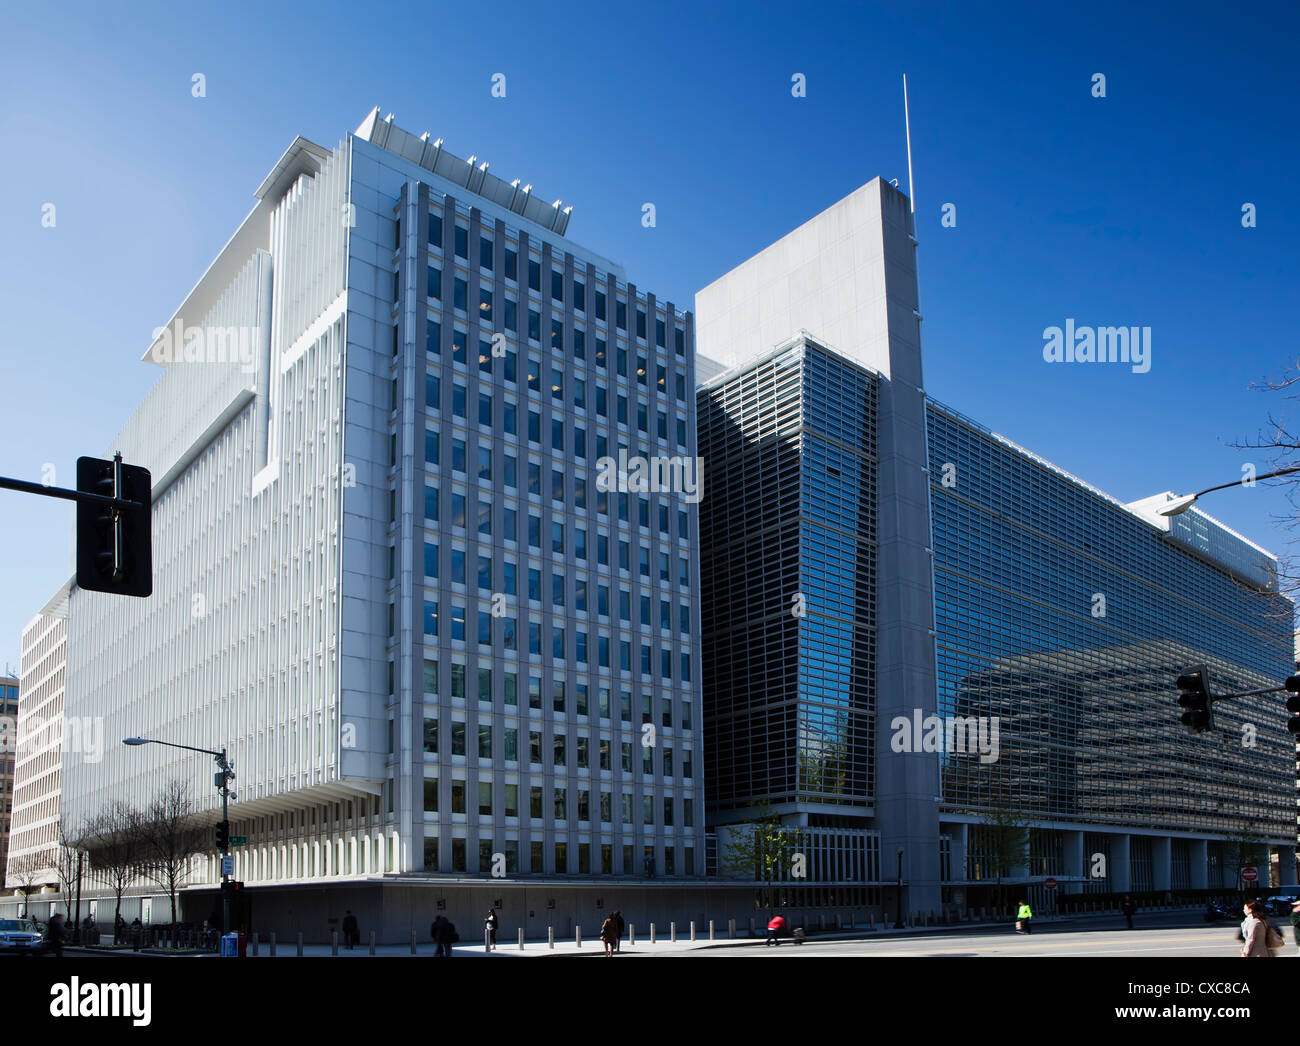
[649,921,1298,958]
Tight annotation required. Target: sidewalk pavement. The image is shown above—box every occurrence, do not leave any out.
[64,907,1205,957]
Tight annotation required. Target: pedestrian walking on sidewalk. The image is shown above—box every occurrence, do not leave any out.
[431,914,457,957]
[1122,896,1137,930]
[44,913,66,958]
[342,910,359,950]
[1290,900,1300,950]
[1241,901,1276,958]
[766,914,786,946]
[484,907,498,951]
[1015,900,1033,934]
[612,910,625,953]
[600,914,618,957]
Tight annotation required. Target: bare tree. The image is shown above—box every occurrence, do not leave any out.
[54,817,89,919]
[6,851,51,916]
[137,780,210,929]
[1229,364,1300,616]
[83,801,146,936]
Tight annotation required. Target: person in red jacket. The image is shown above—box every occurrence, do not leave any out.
[766,914,786,947]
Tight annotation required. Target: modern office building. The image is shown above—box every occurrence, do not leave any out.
[0,673,19,875]
[4,109,708,938]
[697,179,1298,918]
[3,593,67,902]
[929,402,1296,914]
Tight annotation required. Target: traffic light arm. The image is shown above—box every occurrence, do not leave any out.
[0,473,145,513]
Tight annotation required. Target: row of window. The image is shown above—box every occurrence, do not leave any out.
[417,662,692,725]
[422,778,695,826]
[423,838,693,877]
[422,721,694,777]
[421,212,686,355]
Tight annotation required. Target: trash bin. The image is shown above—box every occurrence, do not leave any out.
[237,931,247,958]
[221,933,239,957]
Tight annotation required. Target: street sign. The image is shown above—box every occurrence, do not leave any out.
[1241,866,1258,883]
[1044,877,1057,890]
[230,836,247,847]
[221,855,234,877]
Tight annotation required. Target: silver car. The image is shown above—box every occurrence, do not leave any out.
[0,918,44,954]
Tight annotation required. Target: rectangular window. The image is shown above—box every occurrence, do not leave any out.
[429,212,442,247]
[423,719,438,755]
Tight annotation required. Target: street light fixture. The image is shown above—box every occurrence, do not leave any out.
[1158,465,1300,517]
[122,736,235,938]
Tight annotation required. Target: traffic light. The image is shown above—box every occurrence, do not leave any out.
[1285,674,1300,735]
[215,820,230,851]
[1176,666,1215,733]
[75,455,152,597]
[221,880,243,898]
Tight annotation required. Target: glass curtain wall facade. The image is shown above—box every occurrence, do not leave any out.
[928,400,1295,907]
[699,336,877,825]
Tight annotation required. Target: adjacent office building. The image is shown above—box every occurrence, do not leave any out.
[0,673,20,875]
[697,179,1297,916]
[5,109,707,938]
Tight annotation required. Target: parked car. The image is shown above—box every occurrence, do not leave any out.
[0,918,45,954]
[1268,895,1298,917]
[1204,903,1237,923]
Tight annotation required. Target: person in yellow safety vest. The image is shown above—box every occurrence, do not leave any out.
[1016,901,1034,935]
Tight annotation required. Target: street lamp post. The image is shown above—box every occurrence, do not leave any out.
[1158,464,1300,517]
[894,846,905,929]
[123,737,234,938]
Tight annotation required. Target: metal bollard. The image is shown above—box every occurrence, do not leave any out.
[576,925,582,948]
[369,930,376,956]
[518,928,525,950]
[331,930,338,956]
[748,917,755,937]
[297,932,304,957]
[690,921,696,942]
[629,923,636,946]
[548,926,554,950]
[709,919,715,941]
[650,923,656,944]
[270,932,277,957]
[670,922,676,943]
[251,933,259,956]
[410,930,417,955]
[728,918,735,940]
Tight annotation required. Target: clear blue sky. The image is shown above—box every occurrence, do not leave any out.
[1,0,1297,669]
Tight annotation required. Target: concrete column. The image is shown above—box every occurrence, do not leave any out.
[1190,839,1208,889]
[1111,834,1131,893]
[1153,836,1172,893]
[949,823,968,885]
[1063,831,1084,897]
[1276,846,1297,887]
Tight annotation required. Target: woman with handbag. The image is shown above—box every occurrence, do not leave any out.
[1241,901,1283,957]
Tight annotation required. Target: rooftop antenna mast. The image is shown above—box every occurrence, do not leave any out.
[903,73,915,213]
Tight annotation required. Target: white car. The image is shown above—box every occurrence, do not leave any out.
[0,918,44,954]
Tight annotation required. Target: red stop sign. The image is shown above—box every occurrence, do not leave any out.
[1044,877,1057,890]
[1241,867,1258,883]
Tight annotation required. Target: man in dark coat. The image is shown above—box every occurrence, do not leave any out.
[44,913,66,958]
[611,910,625,953]
[1121,896,1137,930]
[342,910,359,949]
[431,914,456,957]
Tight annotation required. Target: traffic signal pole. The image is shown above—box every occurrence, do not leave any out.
[219,748,231,939]
[1176,667,1300,736]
